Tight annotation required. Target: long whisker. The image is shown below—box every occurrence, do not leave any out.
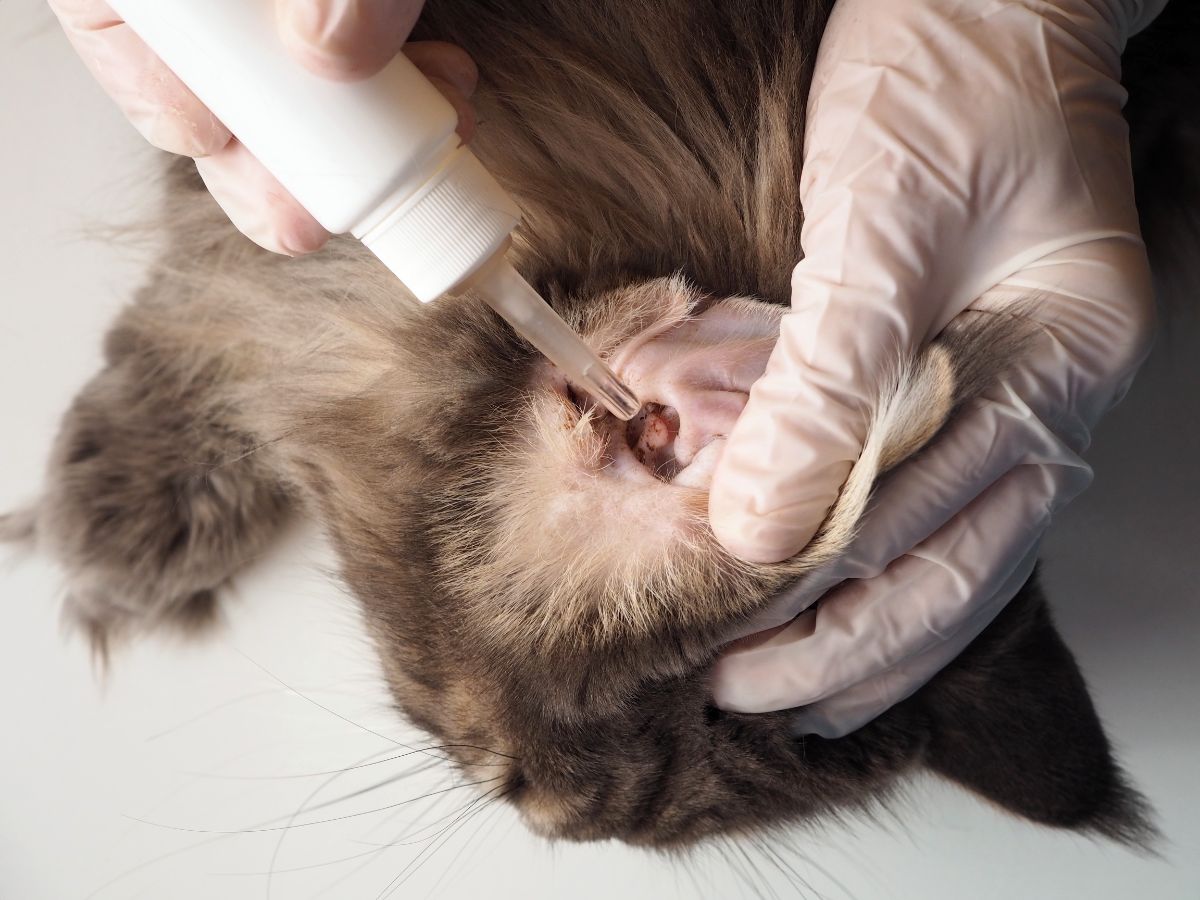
[673,845,703,900]
[712,840,744,900]
[265,754,445,899]
[233,649,520,769]
[124,777,500,835]
[393,785,514,897]
[212,780,507,879]
[231,649,413,750]
[354,784,497,847]
[721,834,767,900]
[750,835,815,900]
[307,781,509,900]
[254,756,445,827]
[452,797,509,871]
[735,838,778,900]
[300,771,461,898]
[373,783,513,900]
[185,743,513,780]
[422,791,511,898]
[84,743,402,900]
[774,836,855,900]
[361,770,463,843]
[144,687,294,742]
[219,843,404,878]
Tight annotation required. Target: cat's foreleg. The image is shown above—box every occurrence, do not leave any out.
[28,335,292,656]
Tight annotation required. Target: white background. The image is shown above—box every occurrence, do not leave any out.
[2,2,1198,898]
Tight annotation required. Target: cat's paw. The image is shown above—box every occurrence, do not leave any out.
[35,356,292,655]
[63,575,222,663]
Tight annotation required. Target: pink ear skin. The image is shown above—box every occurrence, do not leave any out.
[611,299,782,489]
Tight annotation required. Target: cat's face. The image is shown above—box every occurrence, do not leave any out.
[289,261,1147,848]
[302,274,931,846]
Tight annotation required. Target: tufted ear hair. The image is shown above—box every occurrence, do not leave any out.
[794,310,1035,569]
[915,579,1156,847]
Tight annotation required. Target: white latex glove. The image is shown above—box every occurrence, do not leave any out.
[47,0,477,255]
[709,0,1167,736]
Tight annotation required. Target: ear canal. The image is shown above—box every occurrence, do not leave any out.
[917,579,1157,847]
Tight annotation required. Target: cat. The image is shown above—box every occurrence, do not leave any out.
[9,0,1197,850]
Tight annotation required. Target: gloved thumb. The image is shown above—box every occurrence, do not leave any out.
[277,0,427,81]
[708,286,891,562]
[708,211,956,564]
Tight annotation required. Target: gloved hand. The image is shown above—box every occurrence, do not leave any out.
[708,0,1168,736]
[47,0,477,255]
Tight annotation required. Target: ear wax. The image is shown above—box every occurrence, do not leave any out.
[627,403,681,476]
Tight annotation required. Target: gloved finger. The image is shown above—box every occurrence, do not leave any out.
[788,544,1040,738]
[424,78,476,142]
[404,43,479,141]
[48,0,231,157]
[711,460,1078,714]
[711,231,1151,566]
[707,288,924,564]
[993,238,1156,426]
[277,0,426,81]
[706,124,980,565]
[721,373,1091,639]
[706,0,1020,565]
[834,242,1153,572]
[403,41,479,99]
[707,0,1155,569]
[195,140,331,256]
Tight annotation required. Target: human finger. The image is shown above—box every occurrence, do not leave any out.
[194,139,331,256]
[787,545,1040,738]
[711,461,1083,713]
[48,0,231,156]
[277,0,426,81]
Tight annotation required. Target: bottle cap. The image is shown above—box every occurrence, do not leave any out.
[360,146,521,302]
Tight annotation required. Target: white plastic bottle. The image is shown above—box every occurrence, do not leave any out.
[106,0,639,420]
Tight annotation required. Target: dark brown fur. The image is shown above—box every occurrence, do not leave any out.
[10,0,1182,852]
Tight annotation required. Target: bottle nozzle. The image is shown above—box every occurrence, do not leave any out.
[472,260,640,420]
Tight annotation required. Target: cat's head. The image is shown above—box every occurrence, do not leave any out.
[289,268,1151,849]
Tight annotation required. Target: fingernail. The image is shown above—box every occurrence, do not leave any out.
[281,0,338,47]
[196,144,330,257]
[272,208,332,257]
[278,0,361,78]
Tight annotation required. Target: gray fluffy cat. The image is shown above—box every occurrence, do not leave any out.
[8,0,1198,849]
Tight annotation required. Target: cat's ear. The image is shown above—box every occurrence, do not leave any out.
[917,580,1156,847]
[797,312,1034,570]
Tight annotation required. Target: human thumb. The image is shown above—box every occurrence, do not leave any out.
[709,257,932,563]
